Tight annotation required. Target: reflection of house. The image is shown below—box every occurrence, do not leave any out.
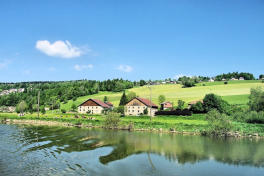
[188,100,203,108]
[125,97,158,116]
[160,102,173,110]
[78,99,112,114]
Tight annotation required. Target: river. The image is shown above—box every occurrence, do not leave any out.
[0,124,264,176]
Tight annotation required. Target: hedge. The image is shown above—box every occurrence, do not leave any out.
[155,109,192,116]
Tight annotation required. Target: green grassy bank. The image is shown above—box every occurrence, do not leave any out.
[1,112,264,137]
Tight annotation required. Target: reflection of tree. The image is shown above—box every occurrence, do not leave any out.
[20,125,264,167]
[99,137,136,164]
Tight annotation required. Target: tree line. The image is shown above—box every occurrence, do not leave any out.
[0,79,147,112]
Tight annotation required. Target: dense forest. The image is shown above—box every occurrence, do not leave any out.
[0,79,146,112]
[215,72,255,81]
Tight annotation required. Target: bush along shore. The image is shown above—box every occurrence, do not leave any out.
[1,111,264,138]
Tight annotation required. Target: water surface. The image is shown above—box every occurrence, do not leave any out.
[1,124,264,176]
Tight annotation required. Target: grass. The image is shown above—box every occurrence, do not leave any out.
[61,80,264,111]
[1,112,264,136]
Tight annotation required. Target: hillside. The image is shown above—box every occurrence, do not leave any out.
[61,80,264,111]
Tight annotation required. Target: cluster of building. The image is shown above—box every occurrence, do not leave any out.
[78,97,161,116]
[0,88,25,96]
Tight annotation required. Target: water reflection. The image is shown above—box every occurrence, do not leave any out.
[15,125,264,167]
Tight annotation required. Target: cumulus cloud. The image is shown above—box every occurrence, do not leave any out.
[36,40,85,58]
[74,64,93,71]
[117,65,133,73]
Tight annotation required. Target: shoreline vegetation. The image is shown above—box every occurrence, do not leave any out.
[1,112,263,138]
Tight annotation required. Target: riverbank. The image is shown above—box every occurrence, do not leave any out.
[1,112,264,137]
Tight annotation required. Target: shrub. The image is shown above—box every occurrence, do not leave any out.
[155,109,192,116]
[177,100,185,110]
[40,106,46,114]
[190,102,205,113]
[245,111,264,124]
[71,103,77,112]
[203,94,230,114]
[143,108,148,115]
[114,106,124,115]
[61,109,66,113]
[104,112,121,129]
[248,87,264,112]
[205,109,232,135]
[224,81,228,84]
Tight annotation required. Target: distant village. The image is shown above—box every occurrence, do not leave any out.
[0,88,25,96]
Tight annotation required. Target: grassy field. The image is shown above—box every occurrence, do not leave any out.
[1,112,264,136]
[61,80,264,110]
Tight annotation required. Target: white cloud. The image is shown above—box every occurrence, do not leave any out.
[117,65,133,73]
[36,40,85,58]
[74,64,93,71]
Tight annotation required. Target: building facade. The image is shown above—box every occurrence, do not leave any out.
[78,99,112,114]
[125,97,158,116]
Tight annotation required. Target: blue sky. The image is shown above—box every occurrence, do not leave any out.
[0,0,264,82]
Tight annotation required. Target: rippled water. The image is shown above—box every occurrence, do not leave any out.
[1,124,264,176]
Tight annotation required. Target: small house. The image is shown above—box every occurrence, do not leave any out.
[160,101,173,110]
[125,97,158,116]
[78,99,113,114]
[239,77,245,80]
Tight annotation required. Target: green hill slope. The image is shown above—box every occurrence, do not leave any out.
[61,81,264,111]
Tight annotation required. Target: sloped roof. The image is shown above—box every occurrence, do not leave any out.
[79,99,111,108]
[188,100,203,105]
[126,97,158,108]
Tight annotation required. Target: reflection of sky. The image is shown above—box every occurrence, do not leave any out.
[1,124,264,176]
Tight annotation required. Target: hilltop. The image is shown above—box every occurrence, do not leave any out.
[61,80,264,111]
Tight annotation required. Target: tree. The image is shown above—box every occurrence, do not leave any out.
[190,102,204,113]
[127,91,137,102]
[139,80,146,86]
[104,96,108,102]
[177,100,185,110]
[71,103,77,112]
[259,74,264,80]
[158,95,166,104]
[206,109,232,135]
[203,94,229,114]
[40,106,46,114]
[16,101,27,114]
[248,87,264,112]
[104,112,121,129]
[119,91,128,106]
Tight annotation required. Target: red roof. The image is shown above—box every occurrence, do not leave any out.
[130,97,158,108]
[79,99,111,108]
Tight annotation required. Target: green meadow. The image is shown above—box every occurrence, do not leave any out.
[61,80,264,111]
